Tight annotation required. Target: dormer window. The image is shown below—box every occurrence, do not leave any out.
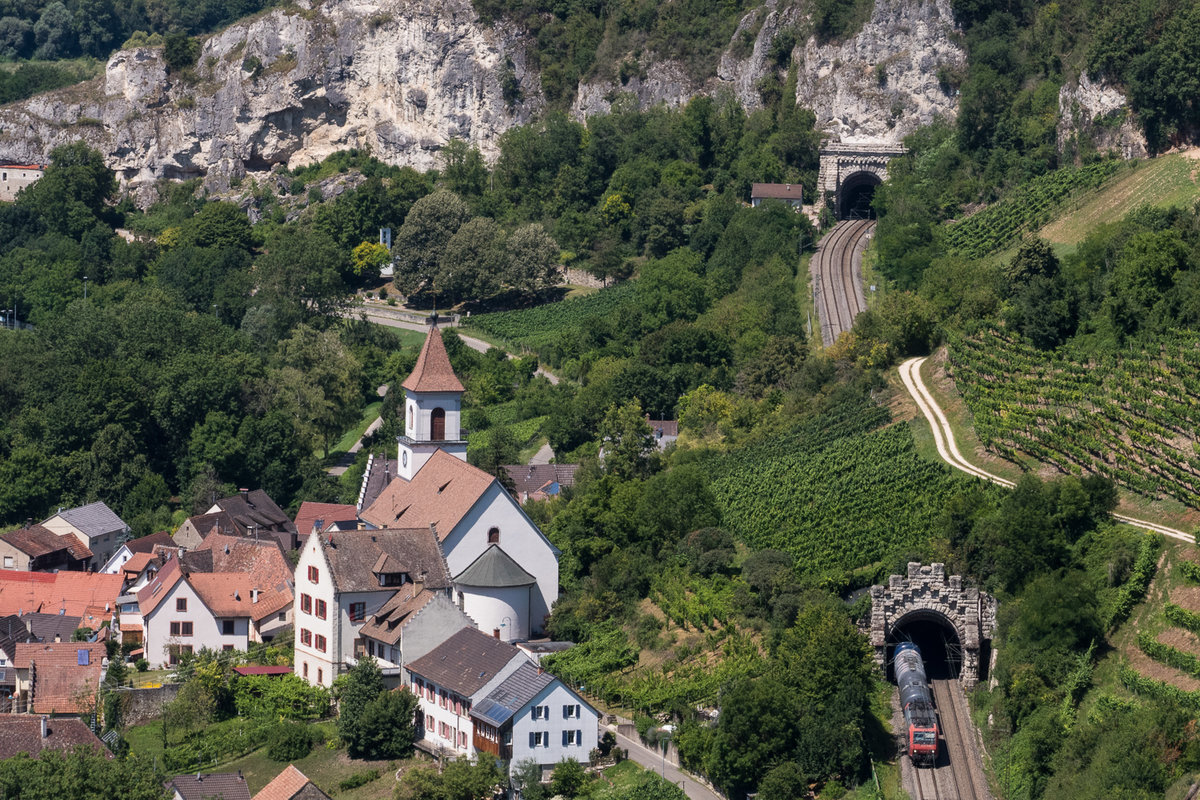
[487,527,500,544]
[377,572,410,587]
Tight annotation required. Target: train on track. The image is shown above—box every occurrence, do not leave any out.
[896,642,939,766]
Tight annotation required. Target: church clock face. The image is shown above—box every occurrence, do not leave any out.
[402,451,408,468]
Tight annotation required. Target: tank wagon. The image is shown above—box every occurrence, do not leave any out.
[895,642,939,766]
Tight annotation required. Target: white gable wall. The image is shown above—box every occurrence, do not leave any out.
[294,535,337,687]
[142,579,249,668]
[509,681,599,777]
[100,545,135,574]
[443,483,559,636]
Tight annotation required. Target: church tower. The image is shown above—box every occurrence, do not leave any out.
[397,321,467,481]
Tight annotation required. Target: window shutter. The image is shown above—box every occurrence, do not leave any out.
[529,732,535,748]
[562,730,568,746]
[575,704,581,718]
[577,729,582,745]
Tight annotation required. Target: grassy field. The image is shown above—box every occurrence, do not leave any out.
[1039,151,1200,250]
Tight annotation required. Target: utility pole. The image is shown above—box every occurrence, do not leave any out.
[83,276,88,301]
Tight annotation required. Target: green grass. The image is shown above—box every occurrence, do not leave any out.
[322,400,382,459]
[1040,153,1200,248]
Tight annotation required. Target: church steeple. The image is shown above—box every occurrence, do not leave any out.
[397,320,467,480]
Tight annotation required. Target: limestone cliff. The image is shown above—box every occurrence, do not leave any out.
[1057,73,1148,161]
[0,0,539,194]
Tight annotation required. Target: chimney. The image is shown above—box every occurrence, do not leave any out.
[493,629,500,640]
[414,571,426,593]
[40,716,47,739]
[239,488,248,498]
[54,633,61,643]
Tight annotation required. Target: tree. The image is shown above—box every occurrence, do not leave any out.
[273,325,364,456]
[351,241,390,278]
[337,655,384,752]
[163,30,199,72]
[441,217,506,301]
[549,759,588,797]
[441,139,488,197]
[0,750,166,800]
[505,223,561,295]
[757,762,809,800]
[598,400,655,481]
[392,190,470,297]
[178,201,255,252]
[353,688,419,759]
[18,143,116,237]
[32,2,73,59]
[706,676,800,799]
[252,227,349,336]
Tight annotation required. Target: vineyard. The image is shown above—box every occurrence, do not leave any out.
[947,328,1200,508]
[942,160,1123,258]
[1128,551,1200,706]
[463,281,638,360]
[708,401,980,577]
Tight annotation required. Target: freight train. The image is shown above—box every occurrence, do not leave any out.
[895,642,939,766]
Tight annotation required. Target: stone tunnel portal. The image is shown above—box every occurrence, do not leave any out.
[839,171,882,220]
[868,563,996,689]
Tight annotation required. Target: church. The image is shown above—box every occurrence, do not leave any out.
[292,323,560,686]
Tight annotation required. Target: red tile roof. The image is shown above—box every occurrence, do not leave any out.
[1,524,92,560]
[402,326,465,393]
[361,450,494,537]
[0,716,108,759]
[136,556,184,616]
[0,571,122,618]
[253,765,328,800]
[189,572,292,622]
[293,502,358,539]
[233,665,292,676]
[13,642,106,714]
[120,551,157,577]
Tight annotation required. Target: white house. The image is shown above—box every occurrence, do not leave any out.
[99,532,176,576]
[137,555,292,668]
[292,527,454,688]
[406,627,528,758]
[41,502,129,571]
[356,590,475,686]
[361,325,560,641]
[472,661,600,780]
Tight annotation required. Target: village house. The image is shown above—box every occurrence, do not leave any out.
[292,526,463,688]
[750,182,804,209]
[12,641,106,714]
[0,570,123,628]
[172,510,246,550]
[406,627,527,759]
[0,164,44,203]
[167,773,252,800]
[252,765,331,800]
[206,490,300,552]
[361,325,560,641]
[502,464,580,504]
[471,660,599,781]
[137,548,293,668]
[99,531,176,576]
[40,502,128,571]
[293,502,358,540]
[0,524,93,572]
[0,616,34,702]
[0,715,109,759]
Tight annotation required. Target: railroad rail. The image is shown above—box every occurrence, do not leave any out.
[903,680,993,800]
[811,219,873,347]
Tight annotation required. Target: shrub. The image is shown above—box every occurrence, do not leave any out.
[135,658,149,672]
[266,722,314,762]
[338,769,380,791]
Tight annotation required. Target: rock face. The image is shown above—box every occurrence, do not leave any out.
[0,0,1124,193]
[576,0,966,143]
[0,0,539,195]
[1057,73,1147,160]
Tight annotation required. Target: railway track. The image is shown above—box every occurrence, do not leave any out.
[811,219,873,347]
[904,680,992,800]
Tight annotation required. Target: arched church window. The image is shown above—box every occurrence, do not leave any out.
[431,407,445,440]
[407,405,413,431]
[487,527,500,544]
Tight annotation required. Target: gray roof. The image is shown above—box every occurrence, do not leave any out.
[125,531,176,555]
[502,464,580,497]
[452,545,536,588]
[470,661,554,727]
[23,613,82,644]
[0,615,33,663]
[406,627,522,697]
[359,457,398,512]
[49,502,126,538]
[320,528,450,594]
[167,773,251,800]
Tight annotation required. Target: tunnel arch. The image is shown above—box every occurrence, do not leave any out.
[838,171,882,220]
[868,563,996,688]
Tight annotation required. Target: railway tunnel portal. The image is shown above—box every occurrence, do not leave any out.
[869,563,997,688]
[818,142,907,220]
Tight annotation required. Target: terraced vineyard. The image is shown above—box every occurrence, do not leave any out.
[463,281,638,357]
[943,160,1124,258]
[948,328,1200,507]
[708,401,980,576]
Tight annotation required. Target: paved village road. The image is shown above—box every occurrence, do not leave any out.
[607,725,725,800]
[899,356,1192,543]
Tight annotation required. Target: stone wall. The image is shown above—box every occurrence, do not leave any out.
[116,683,180,726]
[868,562,996,688]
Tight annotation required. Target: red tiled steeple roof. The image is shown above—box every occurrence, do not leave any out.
[401,325,464,393]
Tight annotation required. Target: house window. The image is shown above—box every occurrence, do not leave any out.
[425,714,434,732]
[431,407,445,440]
[315,599,327,620]
[300,628,312,646]
[532,705,549,720]
[564,730,581,746]
[308,565,319,583]
[278,611,286,621]
[169,621,193,637]
[168,645,193,666]
[315,634,327,652]
[3,556,12,568]
[300,594,312,614]
[176,598,187,612]
[303,661,308,678]
[530,731,548,747]
[457,591,464,609]
[223,645,235,652]
[487,527,500,544]
[459,730,468,748]
[222,620,235,636]
[349,602,365,622]
[563,704,581,719]
[317,668,323,684]
[407,405,413,431]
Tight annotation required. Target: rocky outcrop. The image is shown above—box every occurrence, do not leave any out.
[575,0,966,143]
[1057,73,1147,161]
[0,0,539,196]
[0,0,966,192]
